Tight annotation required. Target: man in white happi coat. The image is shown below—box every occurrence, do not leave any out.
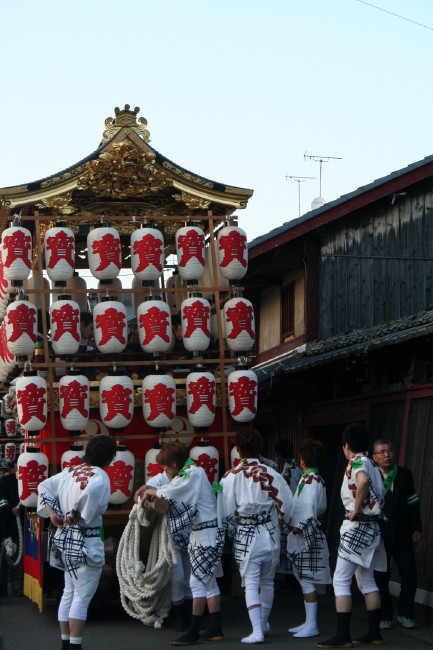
[37,436,116,650]
[287,438,331,638]
[317,423,386,649]
[218,427,293,644]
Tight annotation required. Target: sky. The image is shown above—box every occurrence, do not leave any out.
[1,0,433,245]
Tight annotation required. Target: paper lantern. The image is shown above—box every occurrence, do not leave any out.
[163,416,194,446]
[137,299,172,353]
[1,226,32,284]
[175,226,205,281]
[59,374,90,434]
[5,298,37,359]
[181,296,211,352]
[0,256,12,300]
[186,371,216,428]
[16,372,47,433]
[93,299,128,353]
[61,444,85,470]
[17,446,49,508]
[50,299,81,355]
[99,374,134,429]
[231,445,241,468]
[217,225,248,280]
[228,369,258,423]
[66,272,88,313]
[44,226,75,282]
[105,444,135,505]
[223,297,255,352]
[190,441,219,483]
[4,442,16,462]
[131,227,164,281]
[3,393,14,415]
[5,418,16,438]
[144,444,164,482]
[142,374,176,428]
[87,226,121,280]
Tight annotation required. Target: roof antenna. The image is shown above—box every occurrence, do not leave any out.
[285,175,315,217]
[304,152,342,208]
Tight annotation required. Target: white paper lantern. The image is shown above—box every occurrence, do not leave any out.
[144,445,164,482]
[142,374,176,428]
[228,369,258,423]
[17,446,49,508]
[131,227,165,280]
[5,298,37,358]
[217,225,248,280]
[99,374,134,429]
[0,257,12,300]
[3,393,13,415]
[4,442,16,462]
[190,442,219,483]
[223,297,255,352]
[105,445,135,504]
[50,299,81,355]
[181,296,211,352]
[59,374,90,434]
[5,418,16,438]
[1,226,32,283]
[61,444,85,470]
[186,372,216,428]
[137,299,172,353]
[87,226,121,280]
[16,373,47,432]
[175,226,205,281]
[231,445,241,468]
[44,226,75,282]
[93,300,128,353]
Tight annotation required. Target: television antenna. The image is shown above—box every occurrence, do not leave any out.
[304,152,342,197]
[285,175,315,217]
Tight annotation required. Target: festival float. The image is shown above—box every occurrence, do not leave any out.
[0,105,255,615]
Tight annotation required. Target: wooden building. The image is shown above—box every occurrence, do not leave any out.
[245,154,433,616]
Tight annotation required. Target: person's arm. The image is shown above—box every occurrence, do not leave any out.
[404,468,422,541]
[348,470,369,521]
[44,504,64,528]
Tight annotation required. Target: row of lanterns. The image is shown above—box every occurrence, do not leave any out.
[12,365,258,436]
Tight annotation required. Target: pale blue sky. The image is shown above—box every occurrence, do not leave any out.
[1,0,432,242]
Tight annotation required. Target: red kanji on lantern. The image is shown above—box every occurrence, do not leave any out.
[194,452,218,483]
[51,303,80,342]
[5,420,15,435]
[226,301,255,339]
[144,382,176,421]
[139,306,171,345]
[69,463,95,490]
[45,230,75,269]
[105,460,133,496]
[95,307,127,346]
[182,300,210,338]
[218,230,247,268]
[17,382,47,426]
[177,229,205,267]
[229,375,258,416]
[91,233,121,272]
[7,303,37,343]
[133,233,163,273]
[187,376,216,415]
[2,230,31,269]
[101,384,133,421]
[147,462,164,477]
[59,380,89,419]
[18,459,48,501]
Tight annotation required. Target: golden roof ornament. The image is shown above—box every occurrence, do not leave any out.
[101,105,151,143]
[172,191,211,211]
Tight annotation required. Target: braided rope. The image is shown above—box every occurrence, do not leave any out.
[0,510,23,568]
[116,501,177,628]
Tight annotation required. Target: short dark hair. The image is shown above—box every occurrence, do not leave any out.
[274,438,294,459]
[80,312,93,326]
[341,422,370,453]
[372,438,394,455]
[156,442,189,470]
[235,426,263,458]
[299,438,325,468]
[83,435,116,468]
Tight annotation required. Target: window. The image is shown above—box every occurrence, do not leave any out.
[281,281,295,339]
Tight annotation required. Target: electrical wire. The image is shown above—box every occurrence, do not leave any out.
[355,0,433,32]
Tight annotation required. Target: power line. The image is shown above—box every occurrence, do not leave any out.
[355,0,433,32]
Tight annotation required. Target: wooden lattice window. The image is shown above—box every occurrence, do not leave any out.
[281,281,295,339]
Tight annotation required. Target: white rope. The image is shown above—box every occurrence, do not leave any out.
[116,501,177,628]
[1,510,23,568]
